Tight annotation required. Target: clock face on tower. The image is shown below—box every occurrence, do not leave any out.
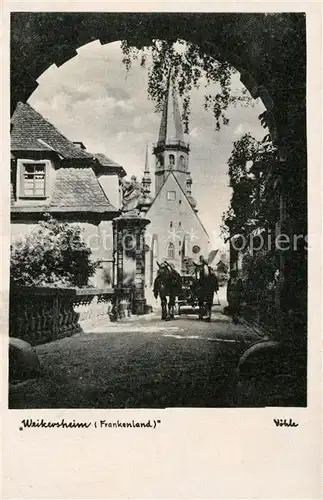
[192,245,200,254]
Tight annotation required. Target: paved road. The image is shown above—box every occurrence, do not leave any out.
[9,308,261,409]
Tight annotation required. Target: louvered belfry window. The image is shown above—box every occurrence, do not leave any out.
[167,242,175,259]
[21,163,46,197]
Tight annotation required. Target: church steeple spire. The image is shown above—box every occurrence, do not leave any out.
[157,76,185,145]
[144,143,149,172]
[142,144,152,195]
[153,76,190,194]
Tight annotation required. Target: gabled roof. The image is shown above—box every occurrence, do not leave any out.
[11,102,94,160]
[93,153,127,177]
[146,171,210,239]
[10,102,123,215]
[93,153,121,168]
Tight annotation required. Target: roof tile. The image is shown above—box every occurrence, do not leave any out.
[93,153,122,168]
[11,102,94,160]
[51,167,115,210]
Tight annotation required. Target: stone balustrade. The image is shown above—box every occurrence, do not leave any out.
[9,286,133,346]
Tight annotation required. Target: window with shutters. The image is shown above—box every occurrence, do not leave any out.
[19,161,47,198]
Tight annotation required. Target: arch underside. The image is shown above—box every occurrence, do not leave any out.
[11,12,306,154]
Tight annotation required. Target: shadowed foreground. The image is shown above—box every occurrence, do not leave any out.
[9,310,263,409]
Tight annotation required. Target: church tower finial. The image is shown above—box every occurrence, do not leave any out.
[142,143,152,195]
[144,143,149,173]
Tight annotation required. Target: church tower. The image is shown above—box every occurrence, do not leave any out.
[153,78,192,198]
[143,74,210,295]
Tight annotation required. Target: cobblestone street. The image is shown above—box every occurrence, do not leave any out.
[9,303,262,409]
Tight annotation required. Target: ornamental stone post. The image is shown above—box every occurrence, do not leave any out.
[112,209,150,315]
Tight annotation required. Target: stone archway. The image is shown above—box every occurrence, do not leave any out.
[11,12,306,151]
[10,12,307,352]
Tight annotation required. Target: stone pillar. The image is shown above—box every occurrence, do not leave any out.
[112,222,117,287]
[113,210,150,315]
[133,226,147,314]
[112,219,124,288]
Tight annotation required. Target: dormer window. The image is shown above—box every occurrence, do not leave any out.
[18,159,50,199]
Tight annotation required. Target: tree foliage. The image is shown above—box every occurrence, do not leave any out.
[10,215,97,287]
[121,39,252,133]
[222,132,281,304]
[221,132,279,239]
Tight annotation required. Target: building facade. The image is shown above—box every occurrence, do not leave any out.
[10,102,126,289]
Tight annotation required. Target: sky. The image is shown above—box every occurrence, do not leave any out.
[28,40,266,250]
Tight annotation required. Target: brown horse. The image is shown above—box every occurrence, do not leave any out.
[194,261,219,321]
[153,262,182,320]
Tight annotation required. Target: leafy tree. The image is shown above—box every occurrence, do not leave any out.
[222,132,281,308]
[118,13,305,139]
[10,214,98,287]
[221,132,279,239]
[121,39,252,133]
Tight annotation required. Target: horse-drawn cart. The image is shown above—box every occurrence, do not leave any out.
[176,274,221,316]
[177,275,199,315]
[153,261,220,320]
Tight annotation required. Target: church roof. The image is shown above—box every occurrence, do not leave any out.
[157,80,186,146]
[147,170,210,240]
